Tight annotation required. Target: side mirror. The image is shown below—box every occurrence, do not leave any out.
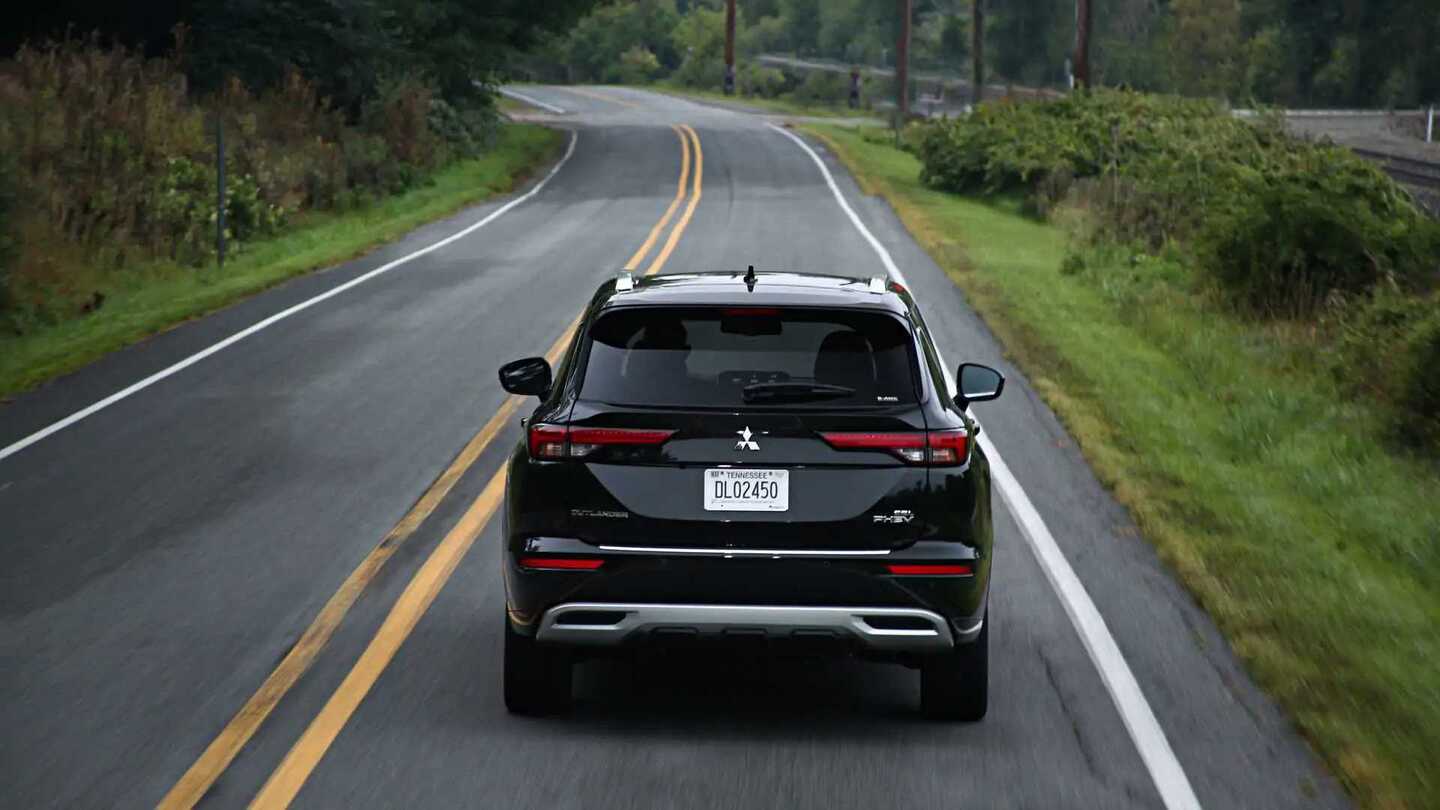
[499,357,552,398]
[957,362,1004,403]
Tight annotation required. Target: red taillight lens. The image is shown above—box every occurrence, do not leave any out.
[819,429,968,466]
[925,429,969,466]
[820,431,927,463]
[527,424,568,459]
[519,556,605,571]
[527,424,675,459]
[886,563,973,576]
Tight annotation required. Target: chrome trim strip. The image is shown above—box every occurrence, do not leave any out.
[537,602,956,652]
[596,545,893,557]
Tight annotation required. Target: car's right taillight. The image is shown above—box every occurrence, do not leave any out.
[527,424,675,460]
[819,429,969,466]
[528,424,569,459]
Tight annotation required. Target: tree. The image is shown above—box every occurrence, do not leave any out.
[1162,0,1243,99]
[990,0,1070,84]
[562,0,682,83]
[937,13,970,68]
[778,0,822,55]
[671,4,730,87]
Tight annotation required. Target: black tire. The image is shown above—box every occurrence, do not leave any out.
[920,615,988,721]
[503,616,573,715]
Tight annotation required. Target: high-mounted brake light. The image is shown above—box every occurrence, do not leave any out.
[886,563,973,576]
[819,429,968,466]
[721,307,781,316]
[527,424,675,459]
[519,556,605,571]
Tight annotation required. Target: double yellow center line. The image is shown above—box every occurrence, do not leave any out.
[158,121,703,809]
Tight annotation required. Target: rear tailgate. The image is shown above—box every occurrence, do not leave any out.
[546,304,934,552]
[563,404,928,551]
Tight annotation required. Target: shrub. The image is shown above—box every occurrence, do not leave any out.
[739,65,786,99]
[1332,289,1440,452]
[364,76,442,173]
[0,36,502,333]
[0,155,15,312]
[616,46,662,85]
[913,89,1440,315]
[791,71,847,106]
[1198,150,1440,315]
[427,97,499,160]
[150,157,219,264]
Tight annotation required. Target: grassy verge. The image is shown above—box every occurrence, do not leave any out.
[0,124,563,397]
[650,83,882,122]
[804,123,1440,809]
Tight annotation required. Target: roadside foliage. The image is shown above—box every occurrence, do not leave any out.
[912,90,1440,450]
[0,36,504,335]
[812,116,1440,809]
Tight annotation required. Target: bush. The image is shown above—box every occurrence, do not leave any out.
[363,76,442,173]
[0,37,501,329]
[616,46,662,85]
[1199,150,1440,315]
[913,90,1440,315]
[791,71,848,106]
[739,65,786,99]
[1332,289,1440,451]
[428,98,499,159]
[0,156,15,312]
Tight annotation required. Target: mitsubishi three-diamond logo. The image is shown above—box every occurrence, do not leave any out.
[734,426,760,451]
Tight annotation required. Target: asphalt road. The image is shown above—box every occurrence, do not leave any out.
[0,86,1350,809]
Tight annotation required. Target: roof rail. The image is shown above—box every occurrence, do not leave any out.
[615,272,635,292]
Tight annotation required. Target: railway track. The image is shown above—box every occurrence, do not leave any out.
[1351,147,1440,191]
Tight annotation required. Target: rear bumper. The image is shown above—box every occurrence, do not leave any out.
[505,538,990,646]
[536,602,983,652]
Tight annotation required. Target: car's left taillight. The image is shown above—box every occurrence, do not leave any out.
[527,424,675,460]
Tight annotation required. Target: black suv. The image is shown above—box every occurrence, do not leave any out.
[498,271,1004,720]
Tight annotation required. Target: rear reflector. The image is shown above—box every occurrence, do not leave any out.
[528,424,675,459]
[519,557,605,571]
[819,429,968,466]
[886,563,973,576]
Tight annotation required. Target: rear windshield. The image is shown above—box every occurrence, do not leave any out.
[579,307,919,409]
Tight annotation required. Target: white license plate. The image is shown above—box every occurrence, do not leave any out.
[704,468,789,512]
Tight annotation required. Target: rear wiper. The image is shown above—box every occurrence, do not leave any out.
[742,382,856,403]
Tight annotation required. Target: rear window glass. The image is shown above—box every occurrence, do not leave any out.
[579,307,919,409]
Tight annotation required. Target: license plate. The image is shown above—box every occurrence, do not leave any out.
[704,468,789,512]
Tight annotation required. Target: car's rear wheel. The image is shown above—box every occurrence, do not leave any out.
[920,614,988,721]
[503,616,573,715]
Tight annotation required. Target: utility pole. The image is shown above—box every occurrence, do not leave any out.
[724,0,737,95]
[1074,0,1092,90]
[972,0,984,105]
[896,0,912,121]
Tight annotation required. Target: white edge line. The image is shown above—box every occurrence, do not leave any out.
[0,131,580,465]
[499,87,567,115]
[768,121,1204,810]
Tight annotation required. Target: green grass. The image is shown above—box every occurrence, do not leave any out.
[805,123,1440,810]
[0,124,563,397]
[649,82,883,122]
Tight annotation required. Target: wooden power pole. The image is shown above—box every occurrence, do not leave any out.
[972,0,984,104]
[1074,0,1092,90]
[724,0,737,95]
[896,0,912,121]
